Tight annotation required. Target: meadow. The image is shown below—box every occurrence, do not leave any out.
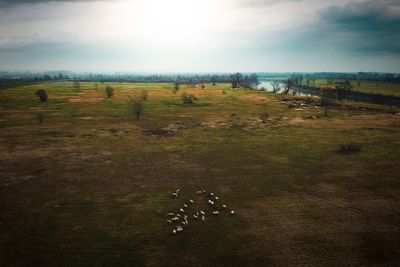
[0,82,400,266]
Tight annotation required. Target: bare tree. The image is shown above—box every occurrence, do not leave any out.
[271,80,281,93]
[320,86,337,115]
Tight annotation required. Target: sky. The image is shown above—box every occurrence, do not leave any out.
[0,0,399,72]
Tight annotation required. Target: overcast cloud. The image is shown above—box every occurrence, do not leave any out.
[0,0,399,72]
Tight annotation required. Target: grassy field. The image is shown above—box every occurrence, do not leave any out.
[1,82,400,266]
[309,79,400,97]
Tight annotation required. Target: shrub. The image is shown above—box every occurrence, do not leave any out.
[173,81,180,94]
[35,89,48,102]
[105,85,114,98]
[127,94,144,118]
[181,92,197,104]
[141,89,149,101]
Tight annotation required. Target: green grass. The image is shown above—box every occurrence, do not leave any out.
[0,82,400,266]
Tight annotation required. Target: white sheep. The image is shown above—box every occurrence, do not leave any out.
[179,208,185,213]
[189,199,194,203]
[212,211,220,215]
[222,204,227,209]
[183,204,188,208]
[200,211,205,215]
[230,210,235,215]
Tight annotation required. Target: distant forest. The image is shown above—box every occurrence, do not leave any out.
[0,71,399,84]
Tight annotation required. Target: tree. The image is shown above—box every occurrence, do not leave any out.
[173,81,180,94]
[73,80,80,91]
[231,72,242,89]
[35,89,48,102]
[335,80,352,100]
[211,75,217,86]
[105,85,114,98]
[320,86,337,115]
[282,79,292,94]
[127,94,144,119]
[271,80,281,93]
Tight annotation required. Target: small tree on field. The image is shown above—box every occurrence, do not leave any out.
[173,81,180,94]
[35,89,48,102]
[141,89,149,101]
[320,86,337,115]
[94,83,99,91]
[271,80,281,93]
[127,94,144,119]
[181,92,197,104]
[73,80,80,91]
[105,85,114,98]
[282,79,291,94]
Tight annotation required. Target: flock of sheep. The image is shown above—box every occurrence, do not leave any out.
[167,189,235,235]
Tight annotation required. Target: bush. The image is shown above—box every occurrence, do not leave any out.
[127,94,144,118]
[35,89,48,102]
[181,92,197,104]
[141,89,149,101]
[105,85,114,98]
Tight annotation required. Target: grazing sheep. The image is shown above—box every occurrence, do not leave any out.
[212,211,220,215]
[196,190,203,194]
[180,208,185,213]
[230,210,235,215]
[167,220,172,224]
[208,200,214,205]
[168,212,175,216]
[176,214,181,217]
[189,199,194,203]
[172,217,179,221]
[172,192,178,197]
[176,189,180,193]
[193,215,199,219]
[222,204,227,209]
[172,229,177,235]
[201,215,206,221]
[200,211,205,215]
[209,192,214,197]
[215,196,219,200]
[183,204,188,208]
[203,190,206,193]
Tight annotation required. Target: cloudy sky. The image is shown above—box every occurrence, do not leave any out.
[0,0,399,72]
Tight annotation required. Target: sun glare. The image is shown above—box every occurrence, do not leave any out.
[108,0,229,50]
